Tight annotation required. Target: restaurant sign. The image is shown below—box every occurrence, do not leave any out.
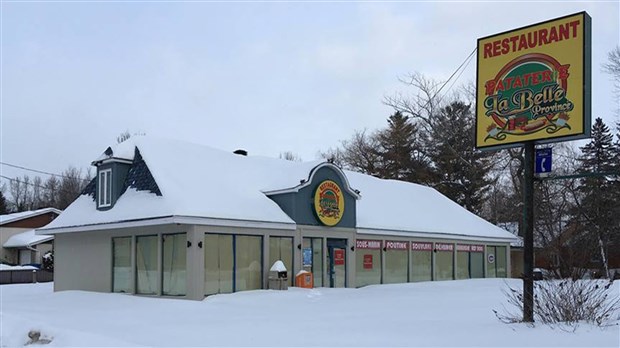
[476,12,591,150]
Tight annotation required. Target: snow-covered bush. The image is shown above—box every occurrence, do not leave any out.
[495,279,619,328]
[42,251,53,271]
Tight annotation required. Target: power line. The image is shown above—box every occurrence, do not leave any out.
[0,161,91,183]
[428,47,477,107]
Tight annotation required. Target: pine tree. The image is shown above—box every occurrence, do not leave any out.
[375,111,433,184]
[428,101,494,214]
[0,191,9,214]
[574,117,616,277]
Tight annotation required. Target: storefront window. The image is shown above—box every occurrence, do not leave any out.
[162,233,186,296]
[355,239,382,287]
[136,235,158,295]
[235,235,262,291]
[204,234,233,295]
[470,248,484,278]
[384,241,408,284]
[496,246,507,278]
[269,237,293,286]
[435,243,454,281]
[302,237,323,287]
[487,246,497,278]
[411,242,432,282]
[112,237,131,293]
[456,251,470,279]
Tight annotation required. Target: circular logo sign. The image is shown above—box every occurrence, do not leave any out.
[488,254,495,264]
[314,180,345,226]
[483,53,574,142]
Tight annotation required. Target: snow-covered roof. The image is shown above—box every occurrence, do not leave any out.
[40,136,516,242]
[0,208,62,226]
[3,229,53,248]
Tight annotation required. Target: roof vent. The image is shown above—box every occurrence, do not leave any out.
[233,149,248,156]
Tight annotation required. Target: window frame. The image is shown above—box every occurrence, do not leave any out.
[98,168,112,208]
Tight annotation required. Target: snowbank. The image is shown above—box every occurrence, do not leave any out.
[1,280,617,347]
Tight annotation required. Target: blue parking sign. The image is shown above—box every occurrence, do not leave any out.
[535,148,552,174]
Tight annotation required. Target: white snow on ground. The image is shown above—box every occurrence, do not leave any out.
[0,264,38,271]
[1,279,618,347]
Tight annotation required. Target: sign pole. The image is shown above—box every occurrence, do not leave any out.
[523,142,535,322]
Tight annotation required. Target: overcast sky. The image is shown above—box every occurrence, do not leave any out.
[2,1,619,185]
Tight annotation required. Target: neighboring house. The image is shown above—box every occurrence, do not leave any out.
[39,136,517,300]
[1,208,61,265]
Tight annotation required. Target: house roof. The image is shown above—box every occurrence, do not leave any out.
[3,229,53,248]
[40,136,516,242]
[0,208,62,226]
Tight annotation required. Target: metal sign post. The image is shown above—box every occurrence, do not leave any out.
[523,143,535,322]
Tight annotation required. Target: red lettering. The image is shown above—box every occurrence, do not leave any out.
[541,71,552,83]
[517,34,528,51]
[522,73,532,86]
[510,35,519,51]
[549,26,558,42]
[558,64,570,79]
[485,80,496,96]
[492,40,501,57]
[484,42,493,58]
[501,38,510,55]
[558,23,569,41]
[539,28,549,45]
[512,77,522,89]
[532,72,540,85]
[527,32,537,48]
[569,20,580,37]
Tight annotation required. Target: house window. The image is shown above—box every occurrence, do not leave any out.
[98,169,112,207]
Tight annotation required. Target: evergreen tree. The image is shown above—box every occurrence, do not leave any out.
[573,117,617,277]
[0,191,8,214]
[375,111,433,184]
[428,101,494,214]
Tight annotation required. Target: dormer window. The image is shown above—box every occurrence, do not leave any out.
[98,169,112,208]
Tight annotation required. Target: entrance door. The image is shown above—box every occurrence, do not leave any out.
[327,239,347,288]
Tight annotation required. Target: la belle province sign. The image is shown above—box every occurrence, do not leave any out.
[476,12,591,150]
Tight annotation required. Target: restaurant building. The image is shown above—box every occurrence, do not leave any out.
[39,136,516,300]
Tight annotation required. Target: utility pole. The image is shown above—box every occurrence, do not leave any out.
[523,142,534,322]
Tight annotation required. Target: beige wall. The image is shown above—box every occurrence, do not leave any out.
[54,224,187,294]
[0,227,30,264]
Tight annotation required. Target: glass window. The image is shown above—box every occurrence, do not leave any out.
[303,237,323,287]
[456,251,470,279]
[435,244,454,281]
[112,237,131,293]
[411,250,432,282]
[487,246,497,278]
[98,169,112,207]
[411,242,432,282]
[496,246,507,278]
[384,241,408,284]
[355,240,382,287]
[235,235,262,291]
[136,235,158,295]
[470,252,484,278]
[204,234,233,296]
[162,233,186,296]
[269,237,293,286]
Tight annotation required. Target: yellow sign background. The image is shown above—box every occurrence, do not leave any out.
[314,180,345,226]
[476,12,590,149]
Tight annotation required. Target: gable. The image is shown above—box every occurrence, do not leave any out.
[267,164,357,228]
